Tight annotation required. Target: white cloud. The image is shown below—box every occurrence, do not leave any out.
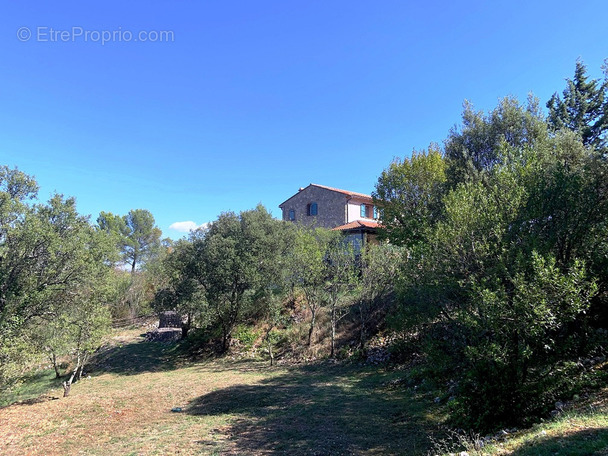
[169,221,208,233]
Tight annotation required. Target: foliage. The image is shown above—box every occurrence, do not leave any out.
[153,205,293,350]
[380,98,608,430]
[233,325,259,349]
[355,243,403,347]
[547,59,608,151]
[324,234,358,357]
[286,227,339,347]
[373,145,446,247]
[194,205,293,350]
[97,208,162,273]
[151,238,208,336]
[0,168,115,391]
[444,96,547,188]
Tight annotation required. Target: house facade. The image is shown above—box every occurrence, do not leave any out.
[279,183,380,251]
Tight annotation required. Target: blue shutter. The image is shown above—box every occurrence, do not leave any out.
[360,204,366,218]
[373,206,378,219]
[311,202,317,216]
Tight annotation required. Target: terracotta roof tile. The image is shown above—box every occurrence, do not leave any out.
[332,220,381,231]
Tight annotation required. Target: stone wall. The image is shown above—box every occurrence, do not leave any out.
[159,311,182,328]
[280,186,348,229]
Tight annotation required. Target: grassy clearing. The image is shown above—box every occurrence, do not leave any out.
[0,330,441,455]
[2,328,607,455]
[0,369,65,408]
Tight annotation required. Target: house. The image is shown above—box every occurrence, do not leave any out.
[279,183,380,251]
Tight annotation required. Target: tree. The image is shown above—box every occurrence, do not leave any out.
[191,205,292,351]
[355,243,403,348]
[152,238,208,338]
[0,169,115,391]
[287,227,335,347]
[444,96,547,187]
[547,59,608,151]
[324,235,358,358]
[97,209,162,273]
[373,146,446,247]
[392,130,607,430]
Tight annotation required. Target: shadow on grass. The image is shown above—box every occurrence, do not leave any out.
[187,363,435,455]
[509,427,608,456]
[0,369,64,407]
[89,338,181,376]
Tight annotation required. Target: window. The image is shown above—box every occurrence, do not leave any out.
[288,209,295,221]
[361,204,372,218]
[307,202,318,216]
[373,206,378,219]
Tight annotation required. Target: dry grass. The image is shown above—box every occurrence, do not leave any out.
[0,330,439,455]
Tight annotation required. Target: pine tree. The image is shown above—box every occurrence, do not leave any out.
[547,59,608,151]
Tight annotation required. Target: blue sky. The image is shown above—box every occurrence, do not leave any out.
[1,1,606,239]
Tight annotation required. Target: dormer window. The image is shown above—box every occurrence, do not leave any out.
[307,202,318,216]
[288,209,295,221]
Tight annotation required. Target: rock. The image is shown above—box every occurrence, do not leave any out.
[146,327,182,343]
[159,311,182,329]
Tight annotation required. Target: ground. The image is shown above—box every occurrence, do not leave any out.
[1,329,607,455]
[0,329,439,455]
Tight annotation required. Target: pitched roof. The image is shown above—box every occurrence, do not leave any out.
[332,220,381,231]
[309,184,373,201]
[279,183,373,207]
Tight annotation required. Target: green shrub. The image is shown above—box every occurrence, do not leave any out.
[233,326,259,350]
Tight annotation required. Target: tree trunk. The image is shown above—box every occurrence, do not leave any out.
[130,252,138,274]
[358,303,367,349]
[77,353,89,381]
[308,307,317,347]
[268,341,274,366]
[221,326,231,352]
[62,367,78,397]
[330,305,337,358]
[50,352,61,379]
[182,313,191,339]
[265,326,275,366]
[62,351,86,397]
[62,380,71,397]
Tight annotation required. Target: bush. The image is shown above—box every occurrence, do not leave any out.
[232,326,259,350]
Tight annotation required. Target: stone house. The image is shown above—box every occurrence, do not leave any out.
[279,183,380,251]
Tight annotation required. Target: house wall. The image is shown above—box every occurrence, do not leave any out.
[280,186,348,229]
[347,198,377,223]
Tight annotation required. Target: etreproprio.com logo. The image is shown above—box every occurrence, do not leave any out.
[17,26,174,45]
